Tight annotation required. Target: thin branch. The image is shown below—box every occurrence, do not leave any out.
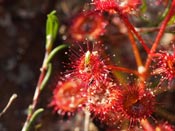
[145,0,175,71]
[22,108,44,131]
[128,30,143,68]
[136,24,175,33]
[0,94,17,117]
[21,44,67,131]
[107,65,140,76]
[117,11,150,53]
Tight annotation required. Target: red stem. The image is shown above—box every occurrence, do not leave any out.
[25,68,46,122]
[24,51,49,124]
[116,9,150,53]
[128,29,143,67]
[108,65,140,76]
[145,0,175,70]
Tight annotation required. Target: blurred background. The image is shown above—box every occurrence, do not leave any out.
[0,0,87,130]
[0,0,175,131]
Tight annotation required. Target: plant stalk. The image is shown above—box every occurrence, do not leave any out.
[145,0,175,71]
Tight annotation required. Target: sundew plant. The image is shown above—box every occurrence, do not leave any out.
[3,0,174,131]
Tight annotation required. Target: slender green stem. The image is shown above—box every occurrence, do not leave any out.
[21,11,63,131]
[22,45,67,131]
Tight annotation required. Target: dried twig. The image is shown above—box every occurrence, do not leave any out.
[0,93,17,117]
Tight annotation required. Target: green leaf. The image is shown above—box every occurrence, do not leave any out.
[159,0,171,22]
[42,44,68,69]
[140,0,147,13]
[46,10,59,50]
[24,108,44,131]
[168,14,175,25]
[46,44,68,65]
